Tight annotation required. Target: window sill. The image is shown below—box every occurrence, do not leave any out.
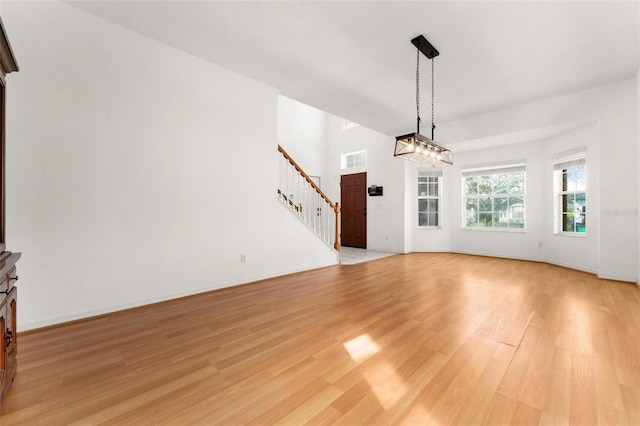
[418,226,442,230]
[463,227,527,233]
[554,232,587,238]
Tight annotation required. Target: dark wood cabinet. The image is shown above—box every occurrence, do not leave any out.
[0,253,19,402]
[0,18,19,408]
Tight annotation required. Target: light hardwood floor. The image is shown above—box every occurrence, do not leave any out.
[3,253,640,425]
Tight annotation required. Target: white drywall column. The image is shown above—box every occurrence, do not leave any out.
[4,1,336,330]
[326,115,405,253]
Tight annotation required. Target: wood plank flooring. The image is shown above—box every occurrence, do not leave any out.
[2,253,640,425]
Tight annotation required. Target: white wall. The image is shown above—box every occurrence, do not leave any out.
[277,96,328,184]
[542,124,599,273]
[407,163,453,252]
[326,118,406,253]
[597,82,638,282]
[4,1,336,331]
[430,123,599,272]
[402,161,413,253]
[448,140,545,262]
[434,79,637,281]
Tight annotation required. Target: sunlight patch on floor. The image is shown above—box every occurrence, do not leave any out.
[344,334,408,410]
[364,361,407,410]
[343,334,380,362]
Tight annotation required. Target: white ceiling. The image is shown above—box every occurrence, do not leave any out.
[66,1,640,137]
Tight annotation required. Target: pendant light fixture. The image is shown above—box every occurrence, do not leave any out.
[394,35,452,167]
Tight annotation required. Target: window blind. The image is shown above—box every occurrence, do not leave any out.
[553,148,586,170]
[418,170,443,178]
[461,164,526,177]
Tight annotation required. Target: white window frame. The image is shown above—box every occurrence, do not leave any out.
[462,163,526,231]
[418,171,442,228]
[340,150,367,170]
[340,118,360,131]
[553,148,586,236]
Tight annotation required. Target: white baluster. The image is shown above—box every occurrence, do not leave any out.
[277,148,338,251]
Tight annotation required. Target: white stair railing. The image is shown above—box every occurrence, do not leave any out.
[277,145,340,252]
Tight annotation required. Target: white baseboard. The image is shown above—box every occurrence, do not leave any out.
[596,272,639,283]
[542,258,599,276]
[429,250,632,282]
[20,251,634,332]
[19,261,337,333]
[451,249,542,264]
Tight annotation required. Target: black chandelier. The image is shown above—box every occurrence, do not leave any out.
[394,35,452,167]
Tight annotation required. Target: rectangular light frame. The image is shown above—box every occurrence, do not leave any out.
[394,132,453,167]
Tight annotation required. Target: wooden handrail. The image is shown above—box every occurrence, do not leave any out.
[278,144,340,252]
[277,145,336,209]
[333,202,340,252]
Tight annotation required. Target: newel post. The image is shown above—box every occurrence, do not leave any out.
[333,203,340,252]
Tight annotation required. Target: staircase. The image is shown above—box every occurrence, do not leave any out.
[277,145,340,252]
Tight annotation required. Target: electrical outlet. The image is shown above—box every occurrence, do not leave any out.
[240,253,246,263]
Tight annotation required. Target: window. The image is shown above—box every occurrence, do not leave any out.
[340,118,360,131]
[418,171,441,227]
[341,150,367,170]
[463,165,526,230]
[554,149,586,234]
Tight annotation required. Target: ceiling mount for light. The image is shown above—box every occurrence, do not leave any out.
[394,35,452,167]
[411,34,439,60]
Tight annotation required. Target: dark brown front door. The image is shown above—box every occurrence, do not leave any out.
[341,172,367,248]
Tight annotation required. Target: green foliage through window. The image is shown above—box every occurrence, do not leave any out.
[559,165,586,233]
[463,168,525,230]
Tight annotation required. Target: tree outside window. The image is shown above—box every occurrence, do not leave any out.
[553,149,586,235]
[557,164,586,233]
[463,166,525,230]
